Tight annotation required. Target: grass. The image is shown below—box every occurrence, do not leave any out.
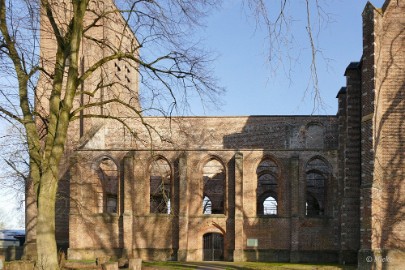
[59,259,357,270]
[142,261,357,270]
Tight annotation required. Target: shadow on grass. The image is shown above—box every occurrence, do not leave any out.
[142,261,357,270]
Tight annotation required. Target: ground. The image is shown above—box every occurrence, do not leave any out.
[141,261,356,270]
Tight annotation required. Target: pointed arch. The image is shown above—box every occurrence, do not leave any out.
[150,156,172,214]
[202,157,225,214]
[96,156,119,213]
[257,157,279,215]
[305,156,330,216]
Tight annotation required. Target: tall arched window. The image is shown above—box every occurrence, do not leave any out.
[257,159,279,215]
[305,157,329,216]
[97,157,119,213]
[150,158,171,214]
[203,159,225,214]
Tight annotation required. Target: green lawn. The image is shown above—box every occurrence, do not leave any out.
[142,261,357,270]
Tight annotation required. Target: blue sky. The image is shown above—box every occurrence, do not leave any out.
[0,0,387,229]
[186,0,385,116]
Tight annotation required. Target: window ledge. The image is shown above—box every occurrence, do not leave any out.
[200,214,226,218]
[257,214,279,218]
[93,213,119,217]
[305,215,331,219]
[93,213,120,222]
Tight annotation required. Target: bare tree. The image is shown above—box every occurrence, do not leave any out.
[246,0,328,111]
[0,0,327,268]
[0,0,222,268]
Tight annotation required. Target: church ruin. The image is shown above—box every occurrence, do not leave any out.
[32,0,405,269]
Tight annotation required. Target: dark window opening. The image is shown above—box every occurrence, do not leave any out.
[202,159,225,214]
[305,158,328,217]
[97,157,119,214]
[106,195,117,213]
[125,75,131,83]
[150,158,171,214]
[115,62,121,72]
[257,159,279,216]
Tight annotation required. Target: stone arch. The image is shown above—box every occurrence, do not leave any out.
[256,157,280,216]
[305,156,331,216]
[305,155,332,173]
[202,156,226,215]
[94,156,119,214]
[198,154,227,173]
[149,156,172,214]
[252,154,282,176]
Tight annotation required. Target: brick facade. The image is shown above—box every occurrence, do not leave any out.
[358,1,405,269]
[66,116,340,263]
[33,0,404,268]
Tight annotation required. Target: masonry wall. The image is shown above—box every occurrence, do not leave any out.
[338,63,362,264]
[358,1,405,269]
[67,116,341,263]
[41,0,405,267]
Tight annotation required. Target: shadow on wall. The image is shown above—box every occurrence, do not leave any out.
[372,22,405,270]
[222,116,337,151]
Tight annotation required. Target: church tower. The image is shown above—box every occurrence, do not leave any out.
[26,0,140,253]
[37,0,140,147]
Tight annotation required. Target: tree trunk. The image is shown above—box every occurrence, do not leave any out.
[36,170,59,269]
[23,177,37,260]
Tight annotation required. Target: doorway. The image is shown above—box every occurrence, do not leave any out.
[203,233,224,261]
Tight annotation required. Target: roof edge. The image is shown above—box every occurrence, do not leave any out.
[336,87,347,98]
[381,0,395,13]
[344,62,360,76]
[363,1,383,16]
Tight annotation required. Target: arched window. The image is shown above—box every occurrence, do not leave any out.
[305,157,328,216]
[263,196,278,215]
[257,159,279,215]
[150,158,172,214]
[97,157,119,213]
[203,159,225,214]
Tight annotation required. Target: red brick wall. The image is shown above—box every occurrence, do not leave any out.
[359,0,405,268]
